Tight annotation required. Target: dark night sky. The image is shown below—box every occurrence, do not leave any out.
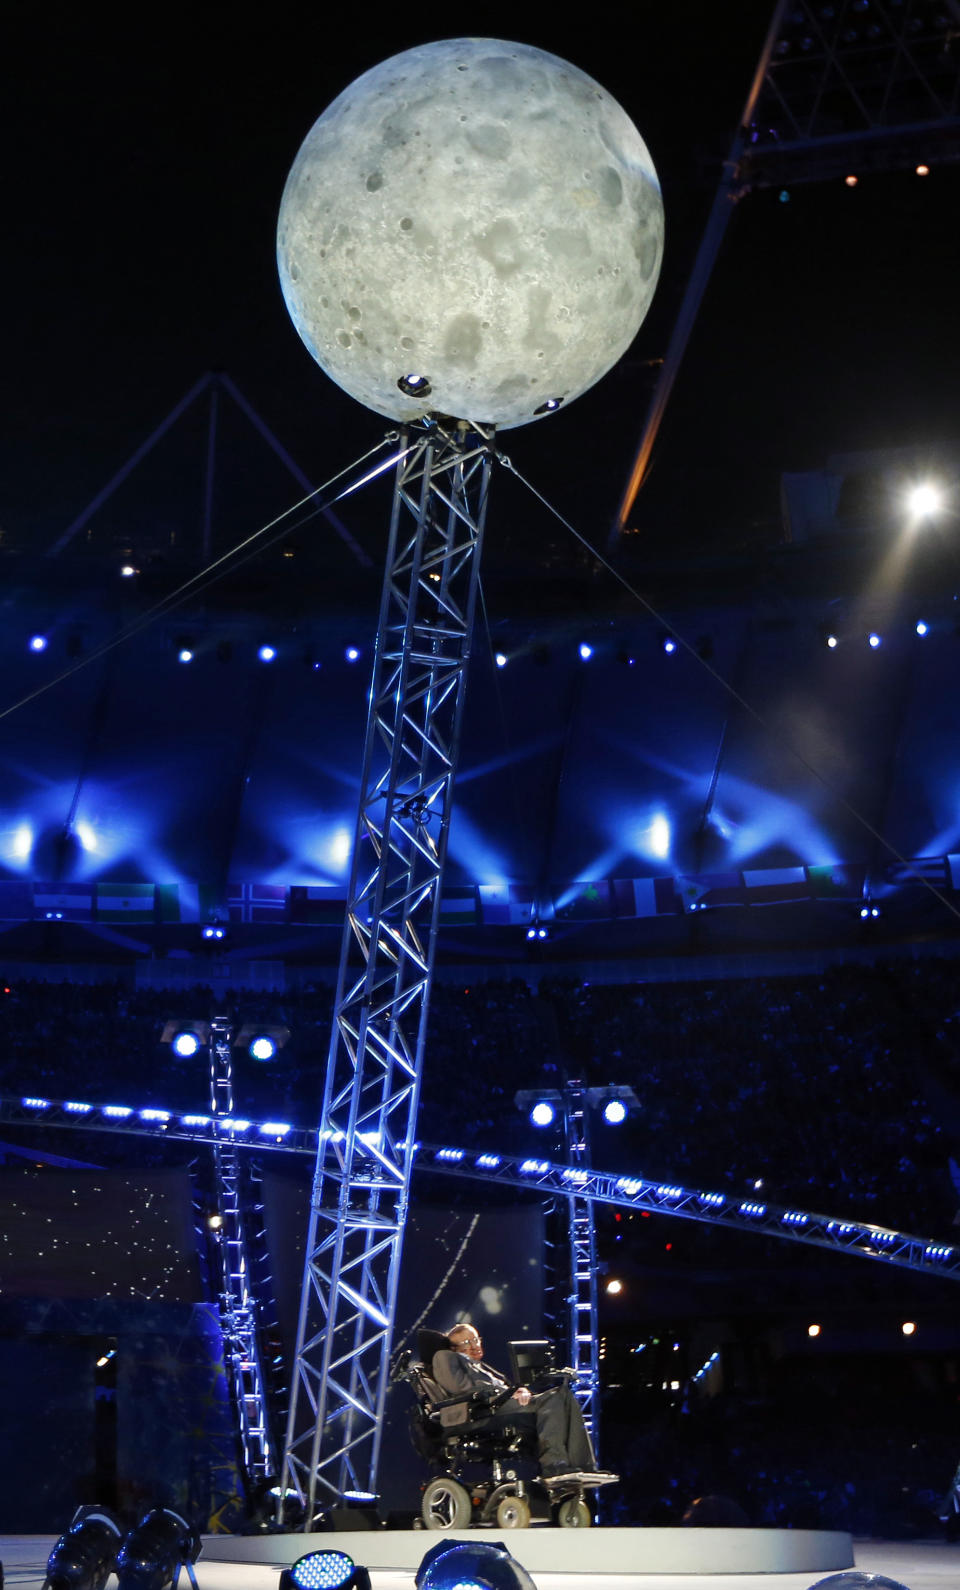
[4,3,959,563]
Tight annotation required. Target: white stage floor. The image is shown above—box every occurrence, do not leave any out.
[3,1534,959,1590]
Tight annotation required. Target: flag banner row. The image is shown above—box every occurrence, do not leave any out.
[0,854,956,927]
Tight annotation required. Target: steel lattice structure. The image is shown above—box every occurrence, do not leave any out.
[207,1016,275,1486]
[562,1081,600,1445]
[278,421,494,1517]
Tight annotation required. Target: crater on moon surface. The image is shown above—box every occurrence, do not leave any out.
[277,37,664,429]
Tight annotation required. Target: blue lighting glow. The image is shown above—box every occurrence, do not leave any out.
[603,1098,628,1125]
[662,637,677,655]
[65,1101,93,1113]
[172,1030,202,1057]
[181,1114,211,1127]
[219,1117,251,1132]
[530,1101,556,1128]
[562,1167,589,1184]
[616,1177,643,1195]
[345,646,360,662]
[249,1035,277,1062]
[494,652,508,668]
[436,1148,465,1161]
[22,1097,50,1109]
[140,1109,170,1122]
[916,620,929,636]
[698,1192,725,1207]
[781,1211,809,1226]
[178,648,194,664]
[740,1201,767,1217]
[103,1105,133,1118]
[868,632,882,649]
[201,924,226,940]
[520,1159,549,1174]
[29,634,48,652]
[578,642,593,661]
[260,1121,292,1137]
[475,1154,501,1168]
[258,645,277,663]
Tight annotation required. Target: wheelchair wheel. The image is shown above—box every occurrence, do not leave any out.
[422,1476,473,1530]
[556,1496,592,1528]
[496,1495,531,1529]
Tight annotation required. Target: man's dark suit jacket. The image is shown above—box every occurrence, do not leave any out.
[430,1348,515,1427]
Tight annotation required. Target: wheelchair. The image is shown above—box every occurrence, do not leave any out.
[391,1330,594,1531]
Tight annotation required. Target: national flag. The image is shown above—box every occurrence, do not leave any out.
[554,881,613,920]
[807,863,865,899]
[610,877,676,919]
[883,856,948,887]
[477,883,535,925]
[33,881,94,921]
[155,882,222,923]
[95,883,155,923]
[676,873,743,913]
[227,883,289,923]
[438,886,478,925]
[289,884,349,925]
[742,866,811,905]
[0,879,36,920]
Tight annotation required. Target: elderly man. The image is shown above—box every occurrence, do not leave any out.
[430,1322,614,1482]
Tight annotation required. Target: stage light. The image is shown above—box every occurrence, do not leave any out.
[826,634,838,649]
[494,652,508,668]
[120,564,137,578]
[44,1506,123,1590]
[916,163,930,176]
[530,1101,556,1128]
[29,634,48,652]
[844,173,858,187]
[416,1540,534,1590]
[606,1278,623,1295]
[171,1029,202,1058]
[578,642,593,661]
[249,1034,277,1061]
[536,926,548,940]
[258,644,277,663]
[279,1553,371,1590]
[868,632,881,648]
[906,481,944,519]
[806,1575,911,1590]
[345,646,360,662]
[178,648,194,664]
[201,924,226,940]
[115,1509,200,1590]
[915,620,929,635]
[603,1098,628,1125]
[902,1320,916,1336]
[808,1324,821,1337]
[525,926,536,940]
[660,634,677,654]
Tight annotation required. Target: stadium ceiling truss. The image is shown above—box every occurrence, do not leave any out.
[4,1094,958,1284]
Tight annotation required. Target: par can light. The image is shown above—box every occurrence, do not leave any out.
[807,1575,912,1590]
[44,1506,123,1590]
[115,1508,200,1590]
[416,1541,535,1590]
[280,1554,371,1590]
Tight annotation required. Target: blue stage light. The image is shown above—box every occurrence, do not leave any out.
[536,926,548,939]
[868,632,881,649]
[116,1508,200,1590]
[249,1034,277,1061]
[530,1101,555,1128]
[494,652,508,668]
[603,1098,628,1125]
[29,634,48,652]
[171,1030,202,1058]
[178,648,194,664]
[345,646,360,662]
[826,634,838,649]
[44,1505,123,1590]
[280,1553,371,1590]
[578,642,593,661]
[525,926,536,940]
[916,620,929,636]
[258,644,277,662]
[661,636,677,655]
[416,1540,534,1590]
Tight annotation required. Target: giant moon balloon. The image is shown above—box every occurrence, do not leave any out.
[277,38,664,429]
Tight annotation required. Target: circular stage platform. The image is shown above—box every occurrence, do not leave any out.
[202,1525,855,1577]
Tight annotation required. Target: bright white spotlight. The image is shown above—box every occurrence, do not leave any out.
[915,620,929,636]
[11,823,32,861]
[606,1278,623,1295]
[906,481,944,519]
[345,646,360,662]
[603,1098,628,1125]
[258,644,277,663]
[648,813,671,860]
[172,1030,202,1058]
[868,633,881,649]
[530,1101,555,1128]
[578,642,593,661]
[249,1035,277,1062]
[29,634,48,652]
[826,634,838,649]
[178,648,194,664]
[494,652,508,668]
[74,820,98,853]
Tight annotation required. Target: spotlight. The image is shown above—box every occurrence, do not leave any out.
[606,1278,623,1295]
[171,1029,202,1058]
[603,1098,628,1125]
[526,926,536,940]
[806,1575,911,1589]
[844,173,858,187]
[902,1320,916,1336]
[868,632,882,649]
[826,634,838,649]
[279,1554,371,1590]
[808,1324,821,1338]
[115,1509,200,1590]
[661,635,677,654]
[248,1034,277,1062]
[120,564,138,578]
[536,926,548,940]
[178,649,194,664]
[916,163,930,176]
[530,1101,556,1128]
[494,652,508,668]
[915,620,929,636]
[258,644,277,663]
[906,481,944,519]
[345,646,360,662]
[397,373,431,399]
[201,924,226,941]
[44,1507,123,1590]
[29,634,48,652]
[416,1540,535,1590]
[578,642,593,661]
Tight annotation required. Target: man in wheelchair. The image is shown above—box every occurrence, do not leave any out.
[396,1325,616,1530]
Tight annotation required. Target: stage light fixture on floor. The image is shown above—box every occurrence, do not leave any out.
[44,1506,123,1590]
[279,1552,371,1590]
[807,1575,911,1590]
[416,1540,535,1590]
[115,1508,200,1590]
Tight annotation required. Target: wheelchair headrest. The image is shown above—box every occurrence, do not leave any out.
[417,1328,454,1372]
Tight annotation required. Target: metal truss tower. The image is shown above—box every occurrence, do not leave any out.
[562,1080,600,1447]
[279,421,494,1518]
[207,1015,275,1487]
[614,0,960,536]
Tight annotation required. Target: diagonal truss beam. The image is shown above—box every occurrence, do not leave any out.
[278,421,494,1519]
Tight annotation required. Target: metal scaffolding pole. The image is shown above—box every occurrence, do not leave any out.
[278,420,494,1519]
[208,1015,275,1487]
